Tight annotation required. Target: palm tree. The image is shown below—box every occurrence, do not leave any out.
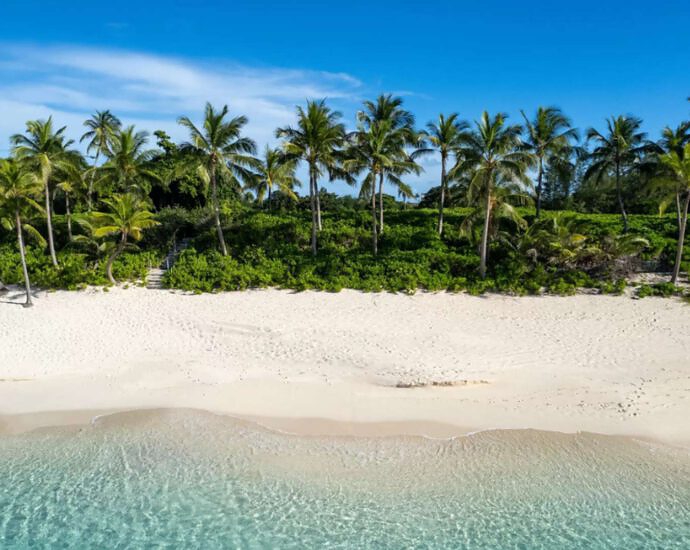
[247,146,300,206]
[99,126,160,197]
[276,100,346,255]
[657,144,690,283]
[178,103,258,256]
[585,116,651,233]
[11,117,76,266]
[80,110,121,210]
[397,184,416,208]
[521,107,578,218]
[344,120,412,254]
[357,95,418,233]
[426,114,469,234]
[90,194,158,284]
[656,122,690,226]
[0,159,46,307]
[55,156,88,241]
[456,112,531,278]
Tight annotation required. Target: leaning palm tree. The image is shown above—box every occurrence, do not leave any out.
[585,116,652,233]
[656,144,690,283]
[178,103,258,255]
[426,114,469,234]
[0,159,46,307]
[455,112,531,278]
[80,110,121,210]
[521,107,578,218]
[99,126,160,197]
[276,100,346,255]
[11,117,76,266]
[90,194,158,284]
[247,146,300,206]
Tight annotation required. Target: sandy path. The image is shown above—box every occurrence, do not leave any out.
[0,287,688,444]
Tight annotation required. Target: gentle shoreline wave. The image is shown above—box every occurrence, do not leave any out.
[2,408,689,548]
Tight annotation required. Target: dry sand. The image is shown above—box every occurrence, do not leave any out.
[0,286,688,445]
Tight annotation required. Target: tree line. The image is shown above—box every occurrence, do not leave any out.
[1,95,689,306]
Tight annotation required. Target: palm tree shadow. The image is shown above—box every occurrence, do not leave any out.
[0,288,39,306]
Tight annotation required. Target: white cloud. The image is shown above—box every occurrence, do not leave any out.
[0,45,443,195]
[0,44,364,154]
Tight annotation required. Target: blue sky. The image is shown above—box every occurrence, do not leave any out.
[1,0,689,195]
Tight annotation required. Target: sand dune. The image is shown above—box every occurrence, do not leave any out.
[0,287,688,444]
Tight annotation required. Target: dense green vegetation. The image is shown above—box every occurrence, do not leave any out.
[159,206,683,295]
[1,96,689,306]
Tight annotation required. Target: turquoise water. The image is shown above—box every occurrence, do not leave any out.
[1,410,689,549]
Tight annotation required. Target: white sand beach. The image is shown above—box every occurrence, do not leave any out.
[1,287,688,445]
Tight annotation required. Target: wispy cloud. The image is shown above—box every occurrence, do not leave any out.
[0,45,441,194]
[0,44,364,152]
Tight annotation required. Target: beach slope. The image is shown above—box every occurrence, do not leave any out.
[0,287,688,444]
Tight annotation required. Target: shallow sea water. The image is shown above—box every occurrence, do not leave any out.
[1,409,689,549]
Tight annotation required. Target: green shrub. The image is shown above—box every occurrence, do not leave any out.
[0,244,159,289]
[636,282,682,298]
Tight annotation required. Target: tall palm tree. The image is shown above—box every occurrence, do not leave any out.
[55,156,88,241]
[585,116,651,233]
[178,103,258,255]
[358,94,415,130]
[11,117,76,266]
[276,100,346,255]
[521,107,578,218]
[657,143,690,283]
[656,122,690,226]
[0,159,46,307]
[90,193,158,284]
[455,112,531,278]
[344,120,414,254]
[99,126,160,197]
[247,146,300,206]
[357,94,418,233]
[80,110,121,210]
[426,113,469,234]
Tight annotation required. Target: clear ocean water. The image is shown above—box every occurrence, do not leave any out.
[1,409,689,549]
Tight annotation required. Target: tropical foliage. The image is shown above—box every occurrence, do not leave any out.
[1,97,689,304]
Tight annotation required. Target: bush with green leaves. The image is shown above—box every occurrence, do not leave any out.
[0,244,159,290]
[160,208,669,295]
[635,282,684,298]
[1,207,682,295]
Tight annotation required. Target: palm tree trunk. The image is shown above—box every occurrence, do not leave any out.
[438,152,447,235]
[267,184,272,209]
[371,171,378,256]
[615,162,628,233]
[210,162,228,256]
[106,233,127,285]
[309,169,318,256]
[675,192,682,228]
[378,172,385,234]
[44,179,58,267]
[315,180,322,231]
[671,191,690,284]
[535,157,543,219]
[15,210,33,308]
[65,194,73,241]
[479,184,492,279]
[88,151,99,211]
